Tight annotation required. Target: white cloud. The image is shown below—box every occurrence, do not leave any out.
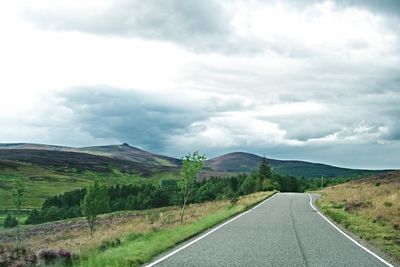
[167,114,302,152]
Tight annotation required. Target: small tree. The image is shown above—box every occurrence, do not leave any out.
[81,182,110,237]
[239,173,258,195]
[13,178,25,249]
[259,156,272,182]
[178,151,206,222]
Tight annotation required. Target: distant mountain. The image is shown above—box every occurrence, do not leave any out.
[0,143,391,178]
[0,143,179,166]
[0,143,180,176]
[205,152,389,178]
[79,143,180,166]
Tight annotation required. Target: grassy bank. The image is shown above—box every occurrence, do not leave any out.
[76,191,275,267]
[317,175,400,262]
[0,192,275,266]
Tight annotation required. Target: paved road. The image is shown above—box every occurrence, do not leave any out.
[148,193,391,267]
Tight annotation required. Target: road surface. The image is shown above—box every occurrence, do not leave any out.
[147,193,392,267]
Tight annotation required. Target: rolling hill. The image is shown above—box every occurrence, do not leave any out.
[0,143,179,167]
[205,152,388,178]
[0,143,390,179]
[0,143,392,208]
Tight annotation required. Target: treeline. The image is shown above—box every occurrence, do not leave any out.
[26,174,256,224]
[24,157,349,225]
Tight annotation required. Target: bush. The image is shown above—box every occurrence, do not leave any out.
[99,238,121,251]
[38,248,73,265]
[383,201,393,207]
[3,214,18,228]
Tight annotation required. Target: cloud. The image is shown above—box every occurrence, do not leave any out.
[23,0,264,54]
[283,0,400,17]
[1,0,400,169]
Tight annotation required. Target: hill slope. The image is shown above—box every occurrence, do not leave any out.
[206,152,387,178]
[0,143,179,167]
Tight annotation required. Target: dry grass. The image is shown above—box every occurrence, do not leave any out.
[0,191,272,259]
[318,171,400,261]
[320,175,400,227]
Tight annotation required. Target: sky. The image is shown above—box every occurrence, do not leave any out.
[1,0,399,169]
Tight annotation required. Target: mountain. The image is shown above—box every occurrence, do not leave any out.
[0,143,180,177]
[205,152,388,178]
[0,143,391,179]
[0,143,393,209]
[0,143,179,167]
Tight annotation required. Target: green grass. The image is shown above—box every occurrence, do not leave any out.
[77,193,275,267]
[0,161,178,209]
[317,200,400,262]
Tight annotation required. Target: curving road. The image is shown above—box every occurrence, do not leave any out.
[146,193,393,267]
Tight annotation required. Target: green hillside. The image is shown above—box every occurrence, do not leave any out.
[0,159,177,209]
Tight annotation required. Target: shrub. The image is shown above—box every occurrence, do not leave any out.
[383,201,393,207]
[99,238,122,251]
[3,214,18,228]
[38,248,73,265]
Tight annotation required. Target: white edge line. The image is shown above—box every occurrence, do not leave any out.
[145,192,279,267]
[308,193,394,267]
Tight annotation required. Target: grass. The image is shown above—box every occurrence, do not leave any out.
[77,191,275,267]
[0,161,177,209]
[0,191,275,267]
[317,176,400,262]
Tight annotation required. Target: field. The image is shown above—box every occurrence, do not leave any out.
[0,160,177,209]
[0,191,274,266]
[317,171,400,262]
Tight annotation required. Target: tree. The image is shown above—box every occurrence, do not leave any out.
[81,182,110,237]
[178,151,206,222]
[259,156,272,182]
[239,173,258,195]
[13,178,25,249]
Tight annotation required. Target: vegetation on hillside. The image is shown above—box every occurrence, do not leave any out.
[317,171,400,262]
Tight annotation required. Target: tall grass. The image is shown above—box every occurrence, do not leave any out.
[318,178,400,262]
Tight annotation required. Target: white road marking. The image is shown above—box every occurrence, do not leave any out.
[308,193,394,267]
[145,192,279,267]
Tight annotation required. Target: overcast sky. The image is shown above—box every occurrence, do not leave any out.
[1,0,399,169]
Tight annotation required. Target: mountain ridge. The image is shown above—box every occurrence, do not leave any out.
[0,142,393,178]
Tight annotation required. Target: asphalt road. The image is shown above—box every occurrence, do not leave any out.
[147,193,392,267]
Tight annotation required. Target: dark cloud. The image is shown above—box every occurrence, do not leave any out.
[59,86,201,151]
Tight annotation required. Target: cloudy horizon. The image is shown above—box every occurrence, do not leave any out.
[1,0,399,169]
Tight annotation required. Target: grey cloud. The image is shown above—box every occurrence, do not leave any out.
[282,0,400,16]
[58,86,255,153]
[56,84,400,169]
[24,0,264,54]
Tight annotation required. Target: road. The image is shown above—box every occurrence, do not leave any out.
[147,193,392,267]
